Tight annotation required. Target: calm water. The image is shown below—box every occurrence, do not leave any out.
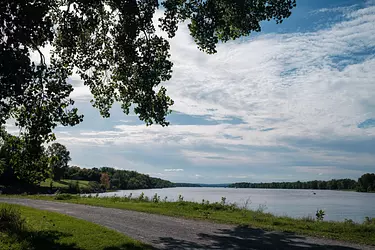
[98,187,375,223]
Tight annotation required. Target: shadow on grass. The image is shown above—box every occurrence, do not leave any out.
[103,243,156,250]
[6,230,81,249]
[155,225,359,249]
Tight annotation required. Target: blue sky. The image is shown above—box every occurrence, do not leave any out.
[13,0,375,183]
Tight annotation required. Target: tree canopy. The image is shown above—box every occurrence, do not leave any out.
[47,142,72,180]
[1,0,296,146]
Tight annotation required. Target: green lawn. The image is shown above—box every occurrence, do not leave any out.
[40,179,91,189]
[0,203,152,250]
[6,194,374,246]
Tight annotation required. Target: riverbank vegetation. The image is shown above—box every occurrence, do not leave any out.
[229,173,375,192]
[9,193,375,246]
[0,130,173,194]
[0,203,151,250]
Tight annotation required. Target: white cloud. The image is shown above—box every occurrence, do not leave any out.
[164,169,184,172]
[293,166,363,176]
[51,3,375,181]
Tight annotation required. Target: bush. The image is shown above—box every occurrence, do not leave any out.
[178,194,184,202]
[138,192,145,201]
[88,181,101,192]
[364,217,375,225]
[0,205,26,234]
[316,209,325,221]
[152,193,160,203]
[54,194,74,200]
[67,180,80,193]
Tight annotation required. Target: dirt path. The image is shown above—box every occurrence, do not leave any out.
[0,198,373,249]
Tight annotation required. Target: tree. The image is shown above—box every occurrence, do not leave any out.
[100,173,110,190]
[0,127,50,185]
[47,142,71,181]
[1,0,296,147]
[358,173,375,192]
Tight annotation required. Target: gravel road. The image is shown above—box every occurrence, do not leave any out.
[0,198,373,250]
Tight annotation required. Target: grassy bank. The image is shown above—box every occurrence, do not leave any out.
[0,203,152,250]
[40,179,91,189]
[0,179,102,195]
[5,193,375,246]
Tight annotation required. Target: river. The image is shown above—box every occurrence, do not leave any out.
[97,187,375,223]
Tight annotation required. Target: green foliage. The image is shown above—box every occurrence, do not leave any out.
[357,173,375,192]
[0,128,50,186]
[315,209,325,222]
[54,194,74,200]
[178,194,184,202]
[138,192,145,201]
[152,193,161,203]
[65,165,174,190]
[87,181,101,193]
[364,217,375,225]
[46,143,71,181]
[1,1,296,167]
[220,197,226,206]
[344,218,355,225]
[229,178,359,190]
[68,181,80,194]
[0,205,26,234]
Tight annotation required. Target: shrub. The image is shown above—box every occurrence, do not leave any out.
[138,192,145,201]
[0,205,26,234]
[316,209,325,221]
[178,194,184,202]
[55,193,74,200]
[152,193,160,203]
[68,181,80,193]
[344,219,355,224]
[257,204,267,213]
[88,181,101,192]
[364,217,375,225]
[221,197,226,206]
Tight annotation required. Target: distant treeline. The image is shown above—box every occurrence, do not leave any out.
[228,173,375,192]
[65,166,174,190]
[174,183,201,187]
[174,183,230,188]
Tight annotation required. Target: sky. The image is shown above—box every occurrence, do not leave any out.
[11,0,375,183]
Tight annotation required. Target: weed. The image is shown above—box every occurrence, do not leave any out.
[178,194,184,202]
[344,219,355,224]
[138,192,145,201]
[364,217,375,225]
[0,205,26,234]
[257,204,267,213]
[316,209,325,221]
[220,197,226,206]
[152,193,160,203]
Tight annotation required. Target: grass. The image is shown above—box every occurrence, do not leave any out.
[5,194,374,246]
[0,203,152,250]
[40,179,91,189]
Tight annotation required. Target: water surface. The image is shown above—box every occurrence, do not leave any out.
[98,187,375,223]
